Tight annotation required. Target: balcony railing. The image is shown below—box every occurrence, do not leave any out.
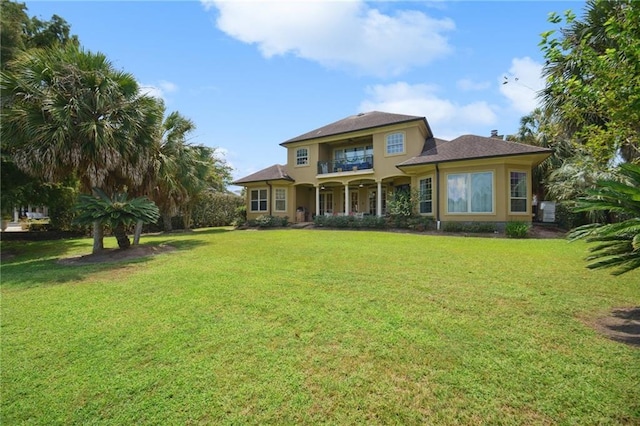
[317,155,374,175]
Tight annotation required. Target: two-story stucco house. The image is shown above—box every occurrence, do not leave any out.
[233,111,552,228]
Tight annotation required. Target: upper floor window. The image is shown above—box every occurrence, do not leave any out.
[296,148,309,166]
[386,132,405,155]
[334,145,373,162]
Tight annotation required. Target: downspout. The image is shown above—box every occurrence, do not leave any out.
[266,181,272,216]
[435,163,441,230]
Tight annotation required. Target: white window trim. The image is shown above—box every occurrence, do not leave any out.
[274,188,287,212]
[250,188,268,213]
[508,169,529,215]
[385,132,406,157]
[418,175,434,216]
[446,171,496,215]
[295,147,309,167]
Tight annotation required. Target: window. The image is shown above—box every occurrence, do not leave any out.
[419,177,433,214]
[386,132,404,155]
[510,171,527,213]
[368,189,376,215]
[250,189,268,212]
[447,172,493,213]
[320,192,333,214]
[334,145,373,162]
[350,191,359,213]
[296,148,308,166]
[274,188,286,212]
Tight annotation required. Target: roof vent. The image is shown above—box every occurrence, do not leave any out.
[357,112,365,117]
[490,129,498,137]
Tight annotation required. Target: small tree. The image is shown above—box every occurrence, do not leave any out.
[387,188,418,217]
[568,163,640,275]
[74,188,160,249]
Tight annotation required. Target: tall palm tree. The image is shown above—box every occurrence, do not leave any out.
[1,44,162,253]
[150,111,213,231]
[179,144,217,230]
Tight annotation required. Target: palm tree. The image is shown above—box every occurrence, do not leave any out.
[1,44,162,253]
[568,163,640,275]
[150,111,215,231]
[152,111,195,231]
[508,108,575,198]
[74,188,160,249]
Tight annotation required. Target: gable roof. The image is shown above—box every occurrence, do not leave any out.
[281,111,427,145]
[398,135,553,167]
[232,164,293,185]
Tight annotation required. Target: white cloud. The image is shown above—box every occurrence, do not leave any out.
[139,80,178,101]
[499,57,543,114]
[202,0,455,76]
[456,78,490,91]
[359,82,497,139]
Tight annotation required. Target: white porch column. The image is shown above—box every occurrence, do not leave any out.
[345,184,350,215]
[377,181,383,217]
[315,185,320,217]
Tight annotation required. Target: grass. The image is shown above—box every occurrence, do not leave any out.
[1,228,639,425]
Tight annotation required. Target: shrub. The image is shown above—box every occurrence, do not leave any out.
[387,189,415,217]
[555,202,589,230]
[505,221,531,238]
[313,215,387,229]
[249,215,288,228]
[191,191,244,228]
[406,216,435,232]
[442,222,497,233]
[22,219,51,232]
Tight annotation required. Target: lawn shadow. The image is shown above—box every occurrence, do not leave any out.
[593,307,640,348]
[1,237,208,291]
[189,227,235,236]
[1,239,88,263]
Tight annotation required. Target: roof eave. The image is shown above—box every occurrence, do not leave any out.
[396,150,553,168]
[279,117,428,146]
[232,176,294,186]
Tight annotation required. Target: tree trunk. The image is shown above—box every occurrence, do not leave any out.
[183,206,192,230]
[113,223,131,249]
[133,220,143,245]
[92,221,104,254]
[162,212,172,232]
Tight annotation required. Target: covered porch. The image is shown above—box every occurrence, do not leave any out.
[293,176,410,222]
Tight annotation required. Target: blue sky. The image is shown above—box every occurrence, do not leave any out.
[25,1,581,188]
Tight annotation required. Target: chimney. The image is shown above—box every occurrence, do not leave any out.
[490,129,504,140]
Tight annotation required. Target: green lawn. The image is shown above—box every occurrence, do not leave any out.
[1,228,639,425]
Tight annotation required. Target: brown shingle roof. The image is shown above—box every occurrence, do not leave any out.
[397,134,553,167]
[232,164,293,185]
[281,111,427,145]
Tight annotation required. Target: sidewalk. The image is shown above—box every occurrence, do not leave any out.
[2,222,25,232]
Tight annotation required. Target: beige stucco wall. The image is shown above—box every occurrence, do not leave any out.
[242,182,295,222]
[241,119,545,224]
[284,121,430,186]
[406,158,535,223]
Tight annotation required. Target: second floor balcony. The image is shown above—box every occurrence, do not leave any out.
[317,155,374,175]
